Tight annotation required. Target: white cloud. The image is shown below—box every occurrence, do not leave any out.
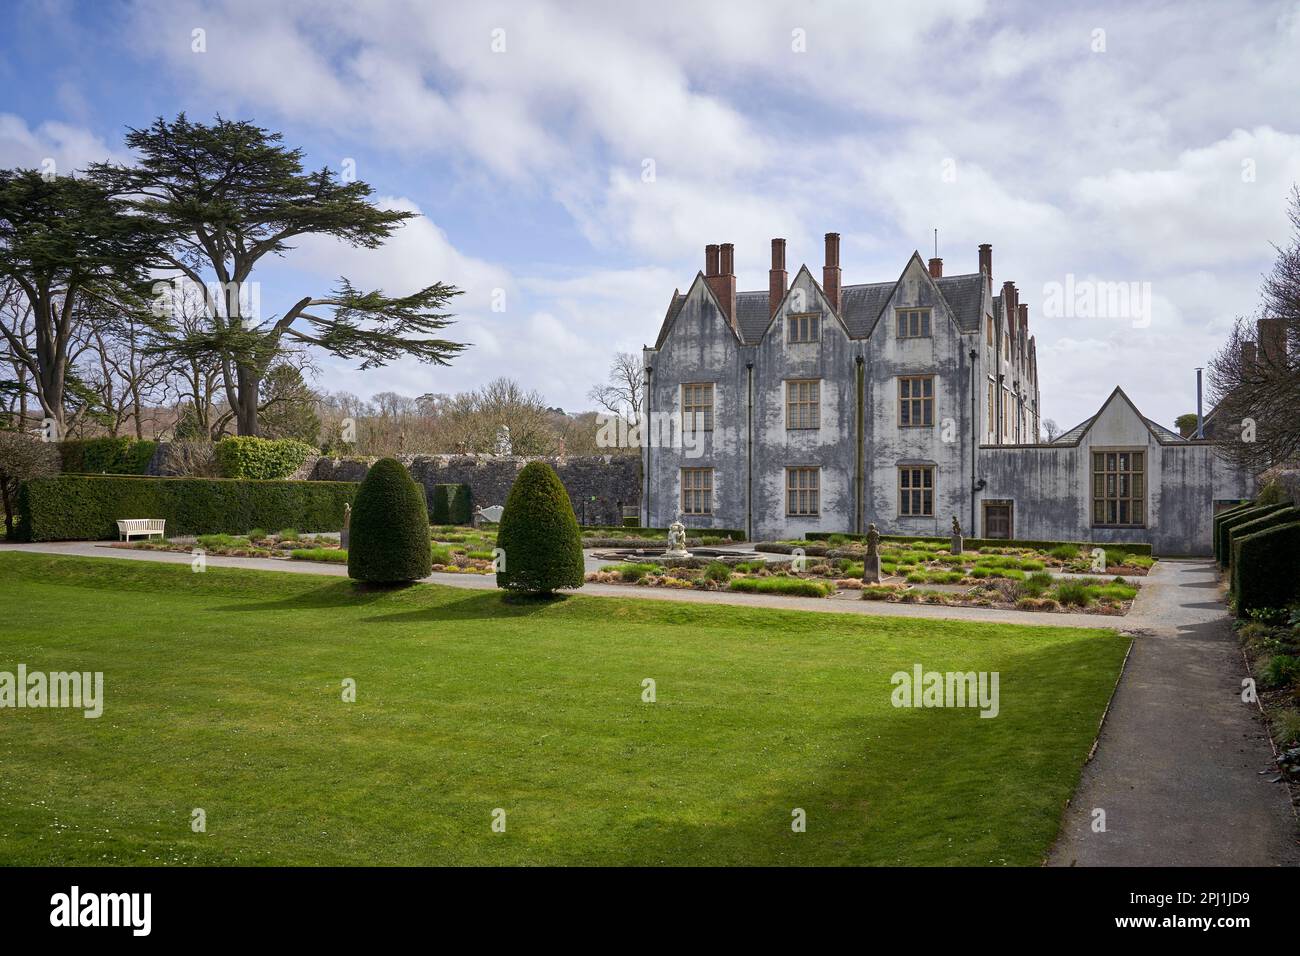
[0,114,124,174]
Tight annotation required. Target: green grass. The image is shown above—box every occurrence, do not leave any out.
[0,552,1129,866]
[290,547,348,564]
[728,576,834,598]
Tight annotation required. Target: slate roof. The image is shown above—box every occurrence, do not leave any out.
[655,266,988,347]
[734,291,772,344]
[1049,390,1189,446]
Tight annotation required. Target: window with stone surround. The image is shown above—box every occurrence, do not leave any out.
[1091,450,1145,527]
[785,379,820,429]
[786,466,820,516]
[682,382,714,432]
[896,308,931,338]
[681,467,713,516]
[898,375,934,427]
[899,465,935,517]
[786,312,820,343]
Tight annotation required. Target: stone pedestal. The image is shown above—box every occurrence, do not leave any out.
[951,534,963,555]
[862,554,881,584]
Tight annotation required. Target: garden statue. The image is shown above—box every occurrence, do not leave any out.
[666,519,691,558]
[494,424,513,457]
[341,503,351,550]
[951,515,964,555]
[952,515,962,536]
[862,522,882,584]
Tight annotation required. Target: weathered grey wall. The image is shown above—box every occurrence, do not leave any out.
[861,258,975,539]
[313,454,641,525]
[644,278,752,535]
[979,397,1256,554]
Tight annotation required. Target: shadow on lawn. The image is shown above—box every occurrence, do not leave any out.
[361,589,565,624]
[211,579,405,613]
[595,635,1127,867]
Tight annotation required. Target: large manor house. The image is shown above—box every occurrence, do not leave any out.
[640,235,1253,554]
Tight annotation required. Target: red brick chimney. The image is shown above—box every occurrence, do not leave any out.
[823,232,841,312]
[928,257,943,278]
[978,243,992,292]
[1258,318,1287,368]
[1018,303,1028,336]
[769,238,787,318]
[705,242,736,326]
[1001,281,1016,340]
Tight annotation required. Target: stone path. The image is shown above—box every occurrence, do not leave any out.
[1048,559,1299,866]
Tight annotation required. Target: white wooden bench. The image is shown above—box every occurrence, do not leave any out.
[117,518,166,541]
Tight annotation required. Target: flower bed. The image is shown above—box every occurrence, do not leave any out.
[584,555,1141,615]
[754,537,1153,578]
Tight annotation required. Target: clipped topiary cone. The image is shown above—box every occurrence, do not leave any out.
[347,457,432,583]
[495,461,584,593]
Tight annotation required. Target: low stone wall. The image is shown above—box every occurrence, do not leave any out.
[312,454,641,525]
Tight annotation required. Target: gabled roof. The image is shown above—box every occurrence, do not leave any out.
[649,255,988,349]
[1049,387,1189,447]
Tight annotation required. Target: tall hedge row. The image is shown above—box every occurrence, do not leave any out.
[1228,507,1300,595]
[213,436,317,480]
[15,475,355,542]
[1216,503,1290,568]
[429,483,472,525]
[1212,502,1256,562]
[59,437,158,475]
[1233,521,1300,617]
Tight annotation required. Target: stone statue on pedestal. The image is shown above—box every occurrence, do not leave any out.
[862,523,882,584]
[494,425,513,457]
[665,519,691,558]
[341,503,351,550]
[951,515,964,555]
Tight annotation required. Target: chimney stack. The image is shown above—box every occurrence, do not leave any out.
[978,243,992,286]
[1018,303,1028,336]
[928,257,943,278]
[823,232,841,312]
[1001,281,1017,340]
[704,242,736,327]
[1196,368,1204,439]
[1242,340,1257,367]
[1258,318,1287,368]
[769,238,788,318]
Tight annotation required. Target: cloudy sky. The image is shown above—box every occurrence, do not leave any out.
[2,0,1298,431]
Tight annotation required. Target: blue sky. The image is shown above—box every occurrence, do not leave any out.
[2,0,1299,430]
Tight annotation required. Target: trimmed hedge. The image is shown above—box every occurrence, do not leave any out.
[1229,507,1300,595]
[1233,521,1300,616]
[1212,501,1257,562]
[214,436,317,480]
[15,474,355,542]
[59,437,157,475]
[804,531,1154,557]
[496,461,584,593]
[347,458,432,584]
[1216,503,1290,568]
[430,483,472,525]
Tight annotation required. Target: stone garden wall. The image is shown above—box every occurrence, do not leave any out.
[312,454,641,525]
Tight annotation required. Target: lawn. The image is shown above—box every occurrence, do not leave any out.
[0,552,1129,866]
